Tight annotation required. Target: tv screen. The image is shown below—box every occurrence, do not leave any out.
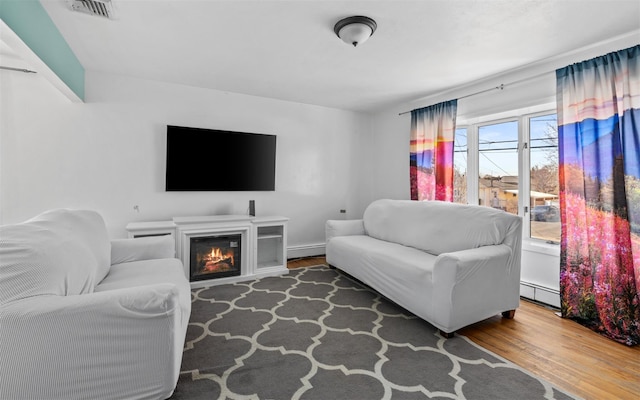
[165,125,276,191]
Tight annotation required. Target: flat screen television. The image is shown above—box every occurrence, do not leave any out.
[165,125,276,191]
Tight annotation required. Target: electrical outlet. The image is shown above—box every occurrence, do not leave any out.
[340,209,346,213]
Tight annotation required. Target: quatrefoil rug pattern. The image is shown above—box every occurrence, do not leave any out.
[172,265,577,400]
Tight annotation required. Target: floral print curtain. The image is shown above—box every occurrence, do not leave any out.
[410,100,457,201]
[557,45,640,345]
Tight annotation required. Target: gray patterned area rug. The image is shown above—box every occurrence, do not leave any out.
[171,265,577,400]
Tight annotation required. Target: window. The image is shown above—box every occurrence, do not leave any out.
[478,120,519,215]
[528,114,559,243]
[453,110,559,242]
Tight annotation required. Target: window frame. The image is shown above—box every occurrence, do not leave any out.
[455,108,558,243]
[523,110,560,244]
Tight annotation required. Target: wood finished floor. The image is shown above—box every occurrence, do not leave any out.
[287,257,640,400]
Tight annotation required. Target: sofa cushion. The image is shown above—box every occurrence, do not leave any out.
[96,258,186,293]
[363,199,513,255]
[328,234,438,279]
[0,209,111,305]
[96,258,191,328]
[327,234,439,320]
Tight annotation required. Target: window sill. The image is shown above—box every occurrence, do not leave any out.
[522,238,560,257]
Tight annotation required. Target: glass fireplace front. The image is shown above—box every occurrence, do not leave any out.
[190,234,241,281]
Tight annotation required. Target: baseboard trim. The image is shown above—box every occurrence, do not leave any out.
[288,243,325,259]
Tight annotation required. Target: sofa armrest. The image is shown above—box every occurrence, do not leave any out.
[111,235,175,265]
[1,283,182,333]
[326,219,365,243]
[432,244,514,289]
[0,284,184,399]
[432,244,520,325]
[434,244,513,283]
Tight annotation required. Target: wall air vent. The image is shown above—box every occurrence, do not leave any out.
[69,0,116,19]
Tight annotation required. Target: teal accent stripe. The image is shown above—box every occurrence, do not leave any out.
[0,0,85,100]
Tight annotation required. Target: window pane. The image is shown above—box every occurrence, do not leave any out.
[478,121,518,215]
[453,128,467,204]
[529,114,559,243]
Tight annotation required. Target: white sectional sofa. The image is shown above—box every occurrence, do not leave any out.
[0,209,191,400]
[326,199,522,336]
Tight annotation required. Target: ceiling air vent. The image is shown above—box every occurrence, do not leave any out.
[69,0,116,19]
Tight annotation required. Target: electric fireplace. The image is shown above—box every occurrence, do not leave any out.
[190,234,241,281]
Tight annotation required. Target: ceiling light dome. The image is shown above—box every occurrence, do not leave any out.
[334,16,377,47]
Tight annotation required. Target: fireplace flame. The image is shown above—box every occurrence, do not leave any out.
[203,247,235,272]
[209,247,234,264]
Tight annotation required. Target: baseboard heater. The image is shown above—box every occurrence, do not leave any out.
[520,281,560,308]
[287,243,325,260]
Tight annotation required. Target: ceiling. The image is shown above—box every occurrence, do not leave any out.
[34,1,640,112]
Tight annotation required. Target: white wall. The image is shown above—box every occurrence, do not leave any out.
[0,70,374,250]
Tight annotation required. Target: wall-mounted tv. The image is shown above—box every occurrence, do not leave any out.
[165,125,276,191]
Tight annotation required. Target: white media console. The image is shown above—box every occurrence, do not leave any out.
[126,215,288,288]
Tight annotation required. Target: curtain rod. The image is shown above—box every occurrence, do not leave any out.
[0,66,37,74]
[398,70,553,116]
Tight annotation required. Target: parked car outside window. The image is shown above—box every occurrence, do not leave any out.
[531,205,560,222]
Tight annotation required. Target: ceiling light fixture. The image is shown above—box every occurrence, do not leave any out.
[334,16,377,47]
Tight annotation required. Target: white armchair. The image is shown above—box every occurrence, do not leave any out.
[0,209,191,400]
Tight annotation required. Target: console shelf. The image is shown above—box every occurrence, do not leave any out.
[126,215,288,287]
[258,233,283,240]
[254,218,287,271]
